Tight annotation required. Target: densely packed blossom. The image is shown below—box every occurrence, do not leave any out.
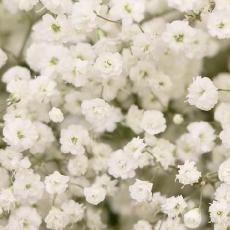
[0,0,230,229]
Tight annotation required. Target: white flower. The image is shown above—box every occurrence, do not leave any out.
[0,148,26,171]
[109,0,145,23]
[81,98,122,133]
[94,52,123,79]
[61,58,90,88]
[126,105,143,134]
[219,126,230,149]
[187,76,218,111]
[45,171,69,194]
[140,110,166,135]
[67,155,88,176]
[123,137,146,159]
[173,114,184,125]
[218,158,230,184]
[45,207,69,230]
[84,185,106,205]
[0,188,16,212]
[108,149,137,179]
[13,169,44,205]
[161,195,187,218]
[129,179,153,202]
[70,0,101,32]
[40,0,73,14]
[184,208,202,229]
[32,14,73,43]
[3,119,38,152]
[8,206,42,230]
[207,10,230,39]
[61,200,85,224]
[162,21,195,52]
[176,161,201,185]
[2,66,31,84]
[134,220,152,230]
[215,183,230,203]
[30,122,55,154]
[60,124,89,155]
[209,200,230,223]
[187,121,216,154]
[0,48,7,68]
[214,103,230,127]
[166,0,205,12]
[30,75,57,103]
[150,138,175,169]
[49,107,64,123]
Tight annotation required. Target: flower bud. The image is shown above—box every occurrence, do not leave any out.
[184,208,202,229]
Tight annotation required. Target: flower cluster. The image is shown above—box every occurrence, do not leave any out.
[0,0,230,229]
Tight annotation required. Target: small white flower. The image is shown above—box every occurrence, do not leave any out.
[129,179,153,202]
[109,0,145,23]
[61,200,85,224]
[3,119,38,152]
[209,200,230,223]
[207,10,230,39]
[140,110,166,135]
[60,124,89,155]
[45,171,69,194]
[161,195,187,218]
[176,161,201,185]
[45,207,69,230]
[67,155,88,176]
[134,220,152,230]
[84,185,106,205]
[219,126,230,149]
[184,208,202,229]
[13,169,44,205]
[218,158,230,184]
[81,98,122,133]
[108,149,137,179]
[162,20,195,52]
[49,107,64,123]
[0,48,7,68]
[94,52,123,79]
[8,206,42,230]
[187,76,218,111]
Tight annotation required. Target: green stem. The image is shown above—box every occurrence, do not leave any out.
[94,11,121,24]
[218,88,230,92]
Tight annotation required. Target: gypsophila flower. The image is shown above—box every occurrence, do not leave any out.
[218,158,230,184]
[140,110,166,135]
[129,179,153,203]
[45,207,69,230]
[3,119,38,152]
[0,48,7,68]
[60,124,89,155]
[49,107,64,123]
[45,171,69,194]
[209,200,230,223]
[84,185,106,205]
[176,161,201,186]
[161,195,187,218]
[81,98,122,133]
[184,208,202,229]
[187,76,218,111]
[134,220,152,230]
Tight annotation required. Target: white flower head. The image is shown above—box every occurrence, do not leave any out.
[176,161,201,186]
[187,76,218,111]
[129,179,153,203]
[84,185,106,205]
[45,171,69,194]
[140,110,166,135]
